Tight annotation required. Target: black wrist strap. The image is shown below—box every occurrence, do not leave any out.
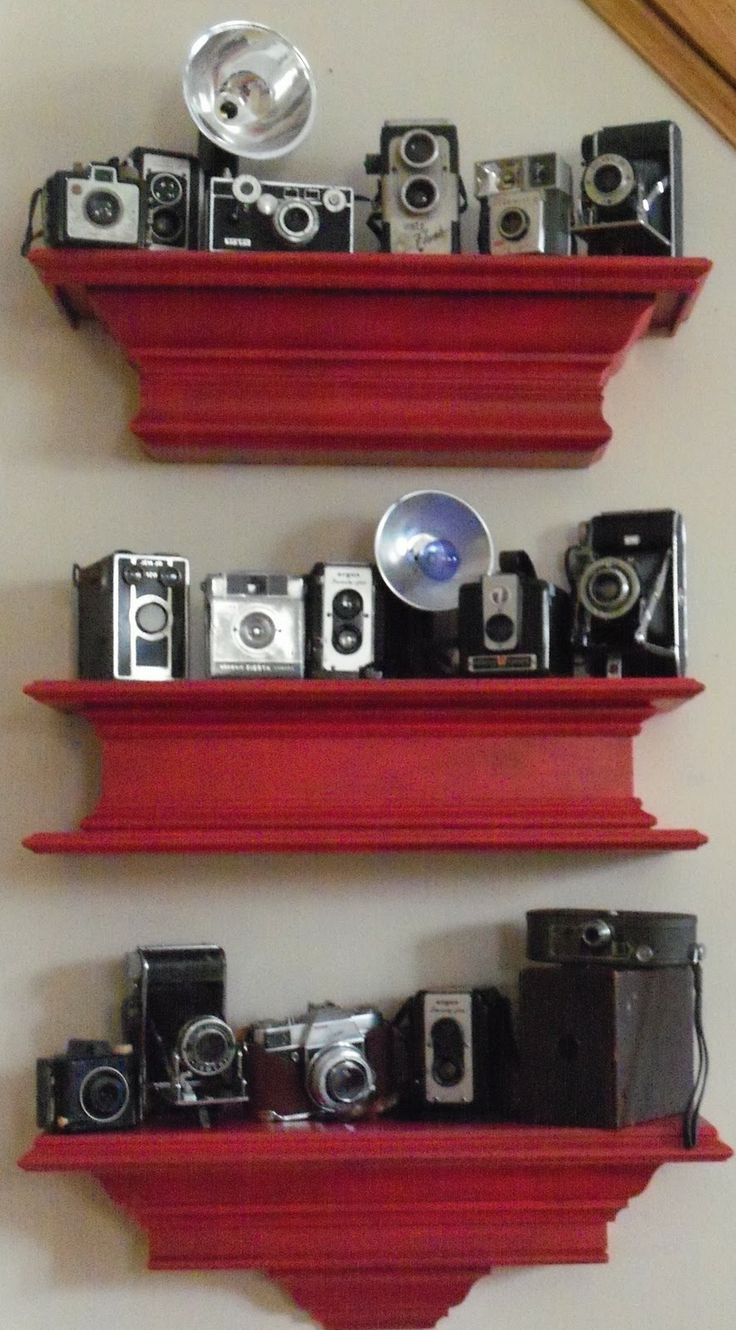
[682,948,708,1148]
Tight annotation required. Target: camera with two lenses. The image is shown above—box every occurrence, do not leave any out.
[364,120,465,254]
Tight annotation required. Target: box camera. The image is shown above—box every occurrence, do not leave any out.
[73,550,189,681]
[121,945,248,1120]
[208,173,354,252]
[526,908,700,968]
[573,120,682,256]
[458,550,572,677]
[41,161,144,248]
[36,1038,138,1133]
[203,572,305,678]
[565,509,686,677]
[124,147,203,249]
[364,120,464,254]
[475,152,572,255]
[306,563,384,678]
[246,1003,397,1122]
[393,988,517,1117]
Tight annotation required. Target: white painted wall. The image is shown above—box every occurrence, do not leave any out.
[1,2,734,1327]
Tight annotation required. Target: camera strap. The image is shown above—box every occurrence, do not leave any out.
[20,187,43,257]
[682,947,709,1148]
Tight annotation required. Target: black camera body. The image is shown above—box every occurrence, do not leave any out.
[393,988,517,1117]
[565,509,686,678]
[365,120,463,254]
[41,161,144,249]
[124,147,204,250]
[458,551,572,677]
[574,120,682,256]
[526,908,700,968]
[475,153,572,255]
[74,550,189,680]
[208,174,354,252]
[306,563,384,678]
[36,1039,138,1133]
[246,1003,398,1122]
[121,945,248,1119]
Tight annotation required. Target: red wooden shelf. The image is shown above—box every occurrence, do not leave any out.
[18,1116,731,1330]
[27,249,711,468]
[23,677,706,854]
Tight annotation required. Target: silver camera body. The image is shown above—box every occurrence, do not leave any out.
[43,161,143,248]
[208,174,354,252]
[475,153,572,255]
[203,572,305,678]
[365,120,462,254]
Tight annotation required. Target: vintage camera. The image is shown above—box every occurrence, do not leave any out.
[526,908,700,968]
[123,147,203,249]
[306,563,384,678]
[565,509,686,678]
[246,1003,397,1122]
[74,550,189,681]
[203,572,305,678]
[36,1038,138,1133]
[475,152,572,255]
[208,174,354,252]
[573,120,682,256]
[364,121,464,254]
[458,551,572,677]
[393,988,517,1117]
[121,945,248,1120]
[40,161,144,248]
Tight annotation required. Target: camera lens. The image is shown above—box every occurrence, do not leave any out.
[580,919,614,951]
[497,207,529,241]
[274,200,319,246]
[333,589,363,619]
[84,189,122,228]
[150,173,183,206]
[430,1017,464,1087]
[79,1066,129,1123]
[401,176,438,214]
[179,1017,236,1077]
[335,625,362,654]
[325,1060,370,1104]
[307,1043,375,1113]
[135,600,169,635]
[485,613,515,644]
[591,570,627,605]
[578,557,641,621]
[593,163,623,196]
[281,204,310,234]
[239,611,276,650]
[400,129,438,168]
[150,208,183,243]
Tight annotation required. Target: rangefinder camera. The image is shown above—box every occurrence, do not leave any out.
[121,945,248,1120]
[208,174,354,252]
[36,1038,138,1133]
[39,160,144,248]
[74,550,189,680]
[364,120,464,253]
[203,572,305,678]
[526,909,701,968]
[458,550,572,677]
[565,508,686,677]
[246,1003,397,1122]
[123,147,203,249]
[573,120,682,256]
[306,563,384,678]
[475,152,572,255]
[393,988,516,1116]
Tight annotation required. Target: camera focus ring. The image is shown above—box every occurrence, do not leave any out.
[582,153,636,208]
[577,556,641,620]
[177,1016,236,1077]
[306,1042,375,1114]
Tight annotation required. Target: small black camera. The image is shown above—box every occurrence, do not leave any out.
[36,1039,138,1133]
[124,147,204,250]
[565,509,686,677]
[574,120,682,256]
[208,174,354,252]
[365,120,464,253]
[458,551,572,677]
[41,161,144,248]
[306,563,384,678]
[393,988,517,1117]
[121,945,248,1120]
[74,550,189,681]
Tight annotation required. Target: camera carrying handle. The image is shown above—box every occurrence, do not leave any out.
[634,548,678,660]
[683,947,709,1148]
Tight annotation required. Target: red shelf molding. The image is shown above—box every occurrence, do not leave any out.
[28,249,711,468]
[18,1117,732,1330]
[23,677,707,854]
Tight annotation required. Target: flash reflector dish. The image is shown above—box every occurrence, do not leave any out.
[375,490,493,612]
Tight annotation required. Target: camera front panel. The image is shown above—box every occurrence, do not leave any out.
[48,164,143,248]
[127,148,203,250]
[204,573,305,677]
[306,563,382,677]
[576,120,682,256]
[37,1048,137,1133]
[74,551,188,680]
[526,908,699,967]
[376,121,461,254]
[208,177,354,253]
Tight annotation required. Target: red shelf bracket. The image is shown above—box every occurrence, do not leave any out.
[23,677,706,854]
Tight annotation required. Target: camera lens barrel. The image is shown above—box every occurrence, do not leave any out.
[79,1066,131,1123]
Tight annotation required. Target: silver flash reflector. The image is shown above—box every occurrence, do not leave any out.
[374,490,494,612]
[183,20,316,161]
